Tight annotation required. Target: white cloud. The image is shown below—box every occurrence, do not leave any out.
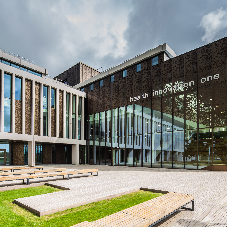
[199,7,227,43]
[66,0,132,58]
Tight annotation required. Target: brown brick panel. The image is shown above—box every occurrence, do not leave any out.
[13,142,24,165]
[15,100,22,134]
[42,144,52,164]
[34,82,40,135]
[51,108,56,137]
[59,91,63,138]
[25,79,32,135]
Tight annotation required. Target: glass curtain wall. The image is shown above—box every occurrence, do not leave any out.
[4,74,11,132]
[15,77,22,101]
[100,111,105,164]
[66,93,70,138]
[89,114,94,164]
[119,107,125,165]
[106,110,112,165]
[72,95,76,139]
[143,107,151,167]
[126,105,133,166]
[78,97,82,140]
[134,105,142,166]
[43,86,48,136]
[94,113,99,164]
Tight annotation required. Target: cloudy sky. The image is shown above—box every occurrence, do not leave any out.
[1,0,227,77]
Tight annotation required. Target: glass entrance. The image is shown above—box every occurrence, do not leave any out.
[112,148,125,166]
[0,149,6,165]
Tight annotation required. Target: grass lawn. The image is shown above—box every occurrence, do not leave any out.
[0,185,162,227]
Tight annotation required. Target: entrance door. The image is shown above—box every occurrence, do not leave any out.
[112,149,125,166]
[0,149,6,165]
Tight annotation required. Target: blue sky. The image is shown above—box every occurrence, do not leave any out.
[1,0,227,77]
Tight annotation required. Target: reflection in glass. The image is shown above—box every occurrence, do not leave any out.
[112,108,118,147]
[51,88,56,109]
[198,127,212,169]
[126,105,133,148]
[143,107,151,167]
[78,97,82,139]
[213,127,227,166]
[4,74,11,132]
[134,105,142,166]
[43,86,48,136]
[15,77,22,101]
[106,110,111,147]
[72,95,76,139]
[162,112,173,168]
[119,107,125,148]
[152,110,161,167]
[66,93,69,138]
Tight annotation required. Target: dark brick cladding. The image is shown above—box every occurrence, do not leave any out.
[34,82,40,135]
[54,62,100,86]
[84,37,227,129]
[25,79,32,135]
[15,100,22,134]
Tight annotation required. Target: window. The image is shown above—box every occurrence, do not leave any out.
[43,86,48,136]
[11,63,19,69]
[111,75,114,82]
[15,77,22,101]
[136,64,141,72]
[100,80,103,87]
[4,74,11,132]
[2,60,10,65]
[90,84,93,91]
[152,56,158,66]
[80,87,84,92]
[66,93,70,138]
[20,66,27,72]
[123,70,127,78]
[51,88,56,109]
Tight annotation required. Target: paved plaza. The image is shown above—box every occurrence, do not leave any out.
[2,165,227,226]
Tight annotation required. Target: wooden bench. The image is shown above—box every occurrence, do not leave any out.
[0,168,99,185]
[71,192,194,227]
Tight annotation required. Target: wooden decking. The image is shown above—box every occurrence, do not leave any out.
[72,192,194,227]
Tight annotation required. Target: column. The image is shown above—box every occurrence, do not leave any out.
[63,90,66,138]
[76,95,79,140]
[22,77,25,134]
[81,96,85,140]
[56,88,59,137]
[40,83,43,136]
[0,70,4,132]
[11,73,15,133]
[48,86,51,137]
[31,80,35,135]
[28,140,35,166]
[69,93,72,139]
[72,144,79,165]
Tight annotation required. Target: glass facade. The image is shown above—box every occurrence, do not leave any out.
[66,93,70,138]
[51,88,56,109]
[85,38,227,169]
[72,95,76,139]
[78,97,82,140]
[15,77,22,101]
[4,74,11,132]
[43,86,48,136]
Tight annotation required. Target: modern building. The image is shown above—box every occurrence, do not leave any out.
[1,37,227,171]
[0,49,86,166]
[74,37,227,171]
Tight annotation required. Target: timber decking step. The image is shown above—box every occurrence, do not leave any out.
[72,192,194,227]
